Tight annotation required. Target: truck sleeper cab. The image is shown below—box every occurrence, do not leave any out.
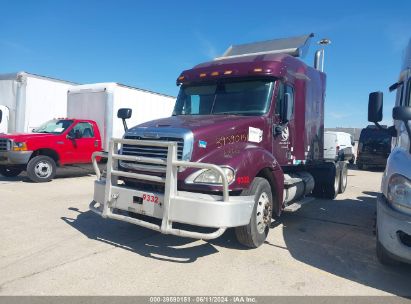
[90,34,347,248]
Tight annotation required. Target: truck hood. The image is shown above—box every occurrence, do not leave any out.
[130,115,268,162]
[0,133,55,141]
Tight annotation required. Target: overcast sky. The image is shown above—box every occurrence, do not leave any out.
[1,0,410,127]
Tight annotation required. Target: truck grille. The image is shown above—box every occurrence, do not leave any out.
[0,139,11,151]
[120,135,184,172]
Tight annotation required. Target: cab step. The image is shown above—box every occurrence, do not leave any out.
[283,197,315,212]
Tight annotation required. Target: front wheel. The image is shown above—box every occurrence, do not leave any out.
[0,166,23,177]
[235,177,273,248]
[27,155,56,183]
[338,162,348,194]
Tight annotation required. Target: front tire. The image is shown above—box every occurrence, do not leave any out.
[235,177,273,248]
[27,155,56,183]
[0,166,23,177]
[338,162,348,194]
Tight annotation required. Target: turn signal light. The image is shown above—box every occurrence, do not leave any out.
[199,73,207,78]
[224,70,233,75]
[211,71,219,76]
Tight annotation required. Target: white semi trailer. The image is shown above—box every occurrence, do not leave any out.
[67,83,176,151]
[0,72,76,134]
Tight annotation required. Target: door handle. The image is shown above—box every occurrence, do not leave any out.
[94,140,100,148]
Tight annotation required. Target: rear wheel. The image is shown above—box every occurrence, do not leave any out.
[338,162,348,194]
[235,177,273,248]
[27,155,56,183]
[0,166,22,177]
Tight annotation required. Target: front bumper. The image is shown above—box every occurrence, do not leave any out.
[91,180,254,230]
[0,151,32,165]
[377,194,411,264]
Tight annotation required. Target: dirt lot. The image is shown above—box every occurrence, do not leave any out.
[0,166,410,296]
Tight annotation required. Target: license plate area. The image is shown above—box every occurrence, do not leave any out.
[111,187,164,219]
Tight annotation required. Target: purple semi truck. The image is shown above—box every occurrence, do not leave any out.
[90,34,347,248]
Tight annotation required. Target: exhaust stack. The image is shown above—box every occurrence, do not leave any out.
[314,38,331,72]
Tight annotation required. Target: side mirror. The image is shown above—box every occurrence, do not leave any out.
[117,108,132,132]
[393,106,411,121]
[117,108,132,120]
[368,91,383,123]
[281,93,292,123]
[0,110,2,124]
[393,106,411,153]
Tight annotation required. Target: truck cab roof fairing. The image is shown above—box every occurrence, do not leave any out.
[215,33,314,60]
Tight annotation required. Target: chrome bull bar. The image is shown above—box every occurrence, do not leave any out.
[90,138,253,240]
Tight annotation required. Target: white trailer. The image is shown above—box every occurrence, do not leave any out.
[67,83,176,151]
[0,72,76,134]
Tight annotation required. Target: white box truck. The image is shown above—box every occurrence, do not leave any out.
[0,72,76,134]
[67,82,176,151]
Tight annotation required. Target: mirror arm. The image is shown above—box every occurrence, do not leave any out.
[122,119,128,132]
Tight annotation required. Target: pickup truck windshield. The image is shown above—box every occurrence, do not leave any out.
[173,80,274,116]
[33,119,73,134]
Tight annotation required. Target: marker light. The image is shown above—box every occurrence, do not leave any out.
[211,71,219,76]
[200,73,207,78]
[224,70,233,75]
[178,76,185,81]
[12,142,27,151]
[253,68,263,72]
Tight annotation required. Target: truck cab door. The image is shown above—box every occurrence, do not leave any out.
[65,122,101,164]
[272,82,295,165]
[0,105,9,134]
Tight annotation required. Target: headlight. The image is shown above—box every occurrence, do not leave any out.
[186,167,235,185]
[387,174,411,213]
[12,142,27,151]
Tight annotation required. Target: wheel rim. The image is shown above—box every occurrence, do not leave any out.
[34,161,52,178]
[334,172,340,192]
[256,192,272,234]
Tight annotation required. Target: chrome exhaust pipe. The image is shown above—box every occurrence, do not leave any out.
[314,38,331,72]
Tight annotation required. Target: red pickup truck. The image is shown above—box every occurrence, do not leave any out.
[0,118,102,182]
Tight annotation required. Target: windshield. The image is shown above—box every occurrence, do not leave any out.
[173,79,274,116]
[359,129,392,146]
[33,119,73,134]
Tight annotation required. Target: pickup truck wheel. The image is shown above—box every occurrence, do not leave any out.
[338,162,348,194]
[27,155,56,183]
[235,177,273,248]
[0,167,23,177]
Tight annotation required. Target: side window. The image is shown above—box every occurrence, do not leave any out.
[285,85,295,116]
[275,82,285,115]
[69,122,94,138]
[275,83,294,118]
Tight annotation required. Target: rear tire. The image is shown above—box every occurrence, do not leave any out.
[323,163,340,199]
[235,177,273,248]
[27,155,56,183]
[0,166,22,177]
[338,162,348,194]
